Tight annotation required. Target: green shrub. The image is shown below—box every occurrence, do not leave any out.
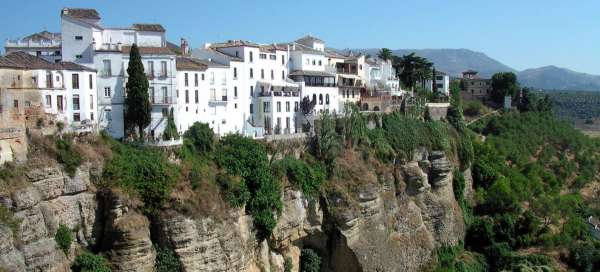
[0,205,20,235]
[162,108,180,141]
[284,256,293,272]
[55,137,82,177]
[183,122,214,155]
[275,157,324,197]
[464,101,483,116]
[55,224,72,255]
[155,246,182,272]
[300,248,321,272]
[215,134,282,238]
[102,143,178,215]
[453,169,465,204]
[71,252,112,272]
[381,113,453,159]
[216,173,250,208]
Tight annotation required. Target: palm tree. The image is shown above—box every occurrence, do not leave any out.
[378,48,393,62]
[394,53,434,91]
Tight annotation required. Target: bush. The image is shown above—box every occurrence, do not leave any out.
[162,108,180,141]
[71,252,112,272]
[300,248,321,272]
[216,173,250,208]
[284,256,293,272]
[275,157,324,197]
[55,137,82,177]
[183,122,214,155]
[102,143,178,215]
[155,246,182,272]
[215,134,282,238]
[453,169,465,204]
[0,205,20,236]
[464,101,483,116]
[55,224,72,255]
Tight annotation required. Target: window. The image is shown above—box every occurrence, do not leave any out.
[148,61,154,77]
[286,117,290,132]
[319,94,323,105]
[89,74,93,89]
[185,90,189,103]
[234,87,238,98]
[221,71,227,85]
[76,54,83,59]
[73,95,80,110]
[277,102,281,112]
[161,61,167,77]
[276,118,281,134]
[282,71,285,80]
[263,102,270,113]
[72,74,79,89]
[194,74,198,86]
[250,86,254,96]
[45,95,52,107]
[221,88,227,101]
[312,60,316,65]
[235,51,239,57]
[73,113,80,122]
[259,53,267,59]
[233,68,237,79]
[91,113,94,121]
[90,95,94,109]
[102,60,111,76]
[104,87,111,97]
[305,58,310,65]
[75,36,83,40]
[249,51,254,62]
[359,65,362,70]
[210,88,216,101]
[234,103,237,109]
[13,100,18,109]
[162,108,168,117]
[105,109,112,121]
[325,94,330,105]
[195,90,199,103]
[249,68,254,79]
[294,102,299,112]
[269,55,276,60]
[312,94,316,102]
[286,101,290,112]
[201,73,205,80]
[261,69,264,79]
[184,73,189,86]
[318,60,322,66]
[150,87,155,103]
[270,70,274,80]
[250,103,253,114]
[281,55,285,65]
[352,90,355,98]
[57,96,63,112]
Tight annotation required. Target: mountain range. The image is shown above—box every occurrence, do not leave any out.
[350,48,600,91]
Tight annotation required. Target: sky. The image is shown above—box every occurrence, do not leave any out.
[1,0,599,74]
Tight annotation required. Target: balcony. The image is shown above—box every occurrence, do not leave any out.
[5,39,61,49]
[305,82,336,87]
[151,96,174,105]
[209,96,228,105]
[258,91,300,97]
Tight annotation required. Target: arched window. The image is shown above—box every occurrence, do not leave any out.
[319,94,323,105]
[325,94,330,105]
[352,90,355,98]
[312,94,317,102]
[374,106,380,111]
[362,103,369,111]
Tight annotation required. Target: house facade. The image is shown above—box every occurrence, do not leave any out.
[460,70,491,101]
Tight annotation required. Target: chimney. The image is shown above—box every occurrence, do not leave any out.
[180,38,189,55]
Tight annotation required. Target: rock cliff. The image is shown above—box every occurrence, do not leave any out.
[0,150,466,272]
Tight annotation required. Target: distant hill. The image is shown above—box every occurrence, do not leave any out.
[349,48,515,78]
[517,66,600,91]
[348,48,600,91]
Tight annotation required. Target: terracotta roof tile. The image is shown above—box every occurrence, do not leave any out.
[121,46,174,55]
[0,52,95,71]
[61,8,100,20]
[132,24,165,32]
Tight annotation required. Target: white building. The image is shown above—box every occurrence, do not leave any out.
[325,49,364,110]
[424,70,450,96]
[59,8,177,139]
[0,52,98,132]
[175,56,240,136]
[5,31,63,63]
[364,57,401,95]
[287,36,339,115]
[193,40,297,137]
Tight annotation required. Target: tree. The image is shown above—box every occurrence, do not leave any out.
[491,72,519,104]
[300,248,321,272]
[183,122,215,155]
[432,68,438,93]
[378,48,393,61]
[162,107,179,141]
[124,43,152,139]
[393,53,433,91]
[71,252,112,272]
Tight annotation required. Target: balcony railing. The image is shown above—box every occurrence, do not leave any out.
[5,40,61,48]
[151,96,174,105]
[305,82,336,87]
[209,96,228,104]
[259,91,300,97]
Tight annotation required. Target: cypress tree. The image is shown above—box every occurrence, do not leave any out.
[124,44,151,139]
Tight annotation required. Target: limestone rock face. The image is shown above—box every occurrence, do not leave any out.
[101,192,156,272]
[0,163,99,272]
[156,211,256,272]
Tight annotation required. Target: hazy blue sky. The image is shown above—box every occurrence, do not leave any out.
[1,0,598,74]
